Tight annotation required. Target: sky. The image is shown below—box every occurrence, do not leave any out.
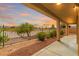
[0,3,56,27]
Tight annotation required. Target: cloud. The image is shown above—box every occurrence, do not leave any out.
[33,16,56,26]
[0,15,14,19]
[0,7,7,11]
[4,22,16,26]
[0,5,16,11]
[24,15,56,26]
[35,16,54,22]
[45,20,56,26]
[19,13,30,17]
[0,5,10,11]
[25,19,45,25]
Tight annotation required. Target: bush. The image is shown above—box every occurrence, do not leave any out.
[37,32,46,41]
[46,32,51,39]
[49,29,56,38]
[60,23,66,29]
[60,30,64,35]
[46,29,64,39]
[45,29,57,39]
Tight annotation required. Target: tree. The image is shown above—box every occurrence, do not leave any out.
[51,24,55,29]
[49,24,55,32]
[16,23,34,39]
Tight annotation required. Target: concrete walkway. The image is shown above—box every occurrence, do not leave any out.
[33,34,77,56]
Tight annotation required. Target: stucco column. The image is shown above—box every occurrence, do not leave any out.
[56,20,60,41]
[76,5,79,56]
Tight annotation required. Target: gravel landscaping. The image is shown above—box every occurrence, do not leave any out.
[8,38,56,56]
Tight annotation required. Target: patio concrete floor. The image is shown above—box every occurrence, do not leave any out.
[33,34,77,56]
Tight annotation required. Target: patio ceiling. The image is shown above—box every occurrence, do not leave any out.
[23,3,76,24]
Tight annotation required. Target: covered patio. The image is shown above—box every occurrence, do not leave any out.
[23,3,79,55]
[33,34,77,56]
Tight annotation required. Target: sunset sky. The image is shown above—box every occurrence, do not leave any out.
[0,3,56,26]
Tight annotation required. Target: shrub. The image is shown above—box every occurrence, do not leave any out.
[60,30,64,35]
[49,29,56,38]
[37,32,46,41]
[60,23,66,29]
[46,32,51,39]
[45,29,57,39]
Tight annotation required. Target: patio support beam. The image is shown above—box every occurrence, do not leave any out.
[76,3,79,55]
[56,20,60,41]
